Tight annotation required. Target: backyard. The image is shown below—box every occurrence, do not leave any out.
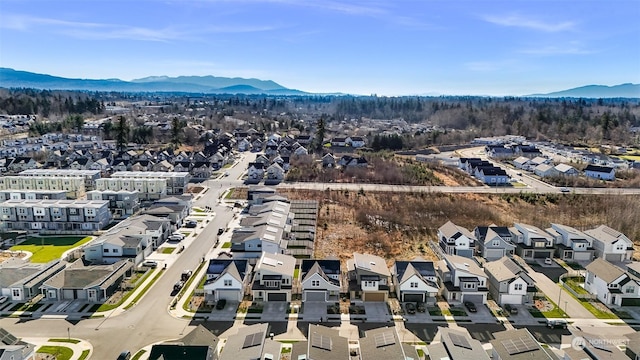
[10,236,92,263]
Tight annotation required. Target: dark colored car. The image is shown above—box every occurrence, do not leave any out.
[416,301,426,313]
[405,302,416,314]
[505,304,518,314]
[216,299,227,310]
[464,301,477,313]
[547,319,568,329]
[217,228,224,235]
[117,351,131,360]
[185,220,198,228]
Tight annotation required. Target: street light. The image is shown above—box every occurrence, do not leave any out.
[67,327,70,340]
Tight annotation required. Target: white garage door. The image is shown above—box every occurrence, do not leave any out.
[500,294,522,305]
[305,291,326,301]
[217,289,240,301]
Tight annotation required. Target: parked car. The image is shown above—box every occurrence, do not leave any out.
[405,302,416,314]
[416,301,426,313]
[544,257,553,265]
[171,232,185,240]
[505,303,518,314]
[217,228,225,236]
[464,301,477,313]
[185,220,198,228]
[216,299,227,310]
[0,296,8,304]
[142,260,158,268]
[547,319,568,329]
[173,281,185,291]
[560,187,570,193]
[117,351,131,360]
[181,270,193,281]
[168,235,183,242]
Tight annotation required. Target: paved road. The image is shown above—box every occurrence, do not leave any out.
[0,154,254,359]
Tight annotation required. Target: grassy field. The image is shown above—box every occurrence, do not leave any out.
[11,236,91,263]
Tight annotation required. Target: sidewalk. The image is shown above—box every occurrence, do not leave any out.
[22,337,92,360]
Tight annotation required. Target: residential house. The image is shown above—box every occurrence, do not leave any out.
[437,254,488,304]
[110,171,190,195]
[338,155,368,168]
[554,163,579,176]
[290,324,350,360]
[584,165,615,180]
[7,157,38,173]
[437,221,476,258]
[191,162,213,179]
[20,169,101,191]
[347,252,391,302]
[0,199,112,233]
[230,225,287,258]
[486,145,514,159]
[392,259,439,304]
[427,327,490,360]
[564,329,629,360]
[475,166,510,185]
[533,164,557,178]
[513,156,532,170]
[0,258,66,301]
[346,136,366,148]
[131,160,154,172]
[173,161,191,173]
[321,153,336,168]
[490,328,555,360]
[203,259,251,303]
[584,225,635,262]
[511,223,555,261]
[251,252,296,302]
[41,259,133,303]
[359,326,419,360]
[218,323,281,360]
[584,258,640,306]
[548,223,595,261]
[0,328,36,360]
[265,163,285,184]
[331,137,347,147]
[153,160,174,172]
[0,190,67,201]
[292,146,308,156]
[86,190,140,219]
[83,214,171,264]
[246,163,265,184]
[68,157,94,170]
[475,225,516,261]
[484,257,536,305]
[145,196,192,229]
[148,325,220,360]
[95,177,167,201]
[89,158,110,172]
[625,331,640,360]
[0,175,86,199]
[300,259,341,302]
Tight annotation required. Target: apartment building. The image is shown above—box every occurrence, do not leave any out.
[20,169,102,191]
[110,171,190,195]
[86,190,140,219]
[95,177,167,201]
[0,199,111,233]
[0,176,86,199]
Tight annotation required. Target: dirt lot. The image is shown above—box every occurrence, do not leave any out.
[0,251,26,264]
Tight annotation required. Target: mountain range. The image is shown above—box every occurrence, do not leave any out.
[0,68,638,98]
[0,68,307,95]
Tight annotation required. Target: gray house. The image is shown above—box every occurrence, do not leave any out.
[290,324,350,360]
[0,258,66,301]
[475,226,516,261]
[484,257,536,305]
[0,328,36,360]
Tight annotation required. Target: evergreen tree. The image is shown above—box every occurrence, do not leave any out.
[115,116,129,151]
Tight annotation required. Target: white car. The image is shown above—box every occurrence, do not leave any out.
[544,258,553,265]
[0,296,8,304]
[560,187,570,193]
[171,232,185,240]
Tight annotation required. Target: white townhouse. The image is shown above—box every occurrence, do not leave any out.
[585,258,640,307]
[585,225,635,262]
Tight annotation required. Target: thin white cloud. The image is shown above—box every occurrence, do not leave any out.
[520,46,593,55]
[482,14,575,32]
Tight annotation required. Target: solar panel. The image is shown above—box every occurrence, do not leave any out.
[0,328,18,345]
[311,333,332,351]
[374,331,396,348]
[449,333,472,350]
[501,336,538,355]
[241,331,264,349]
[263,257,278,267]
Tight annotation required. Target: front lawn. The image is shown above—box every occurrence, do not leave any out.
[37,346,73,360]
[11,236,91,263]
[221,242,231,248]
[161,247,176,254]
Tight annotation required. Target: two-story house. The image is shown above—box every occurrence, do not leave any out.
[300,259,341,302]
[427,327,490,360]
[437,221,476,258]
[585,258,640,307]
[437,254,488,304]
[548,223,595,261]
[203,259,251,303]
[392,259,439,304]
[475,225,516,261]
[251,252,295,302]
[584,225,635,262]
[246,162,265,184]
[230,224,287,258]
[511,223,555,261]
[347,253,391,302]
[484,257,536,305]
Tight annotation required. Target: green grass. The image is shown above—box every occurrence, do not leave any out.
[132,350,147,360]
[37,346,73,360]
[193,208,205,213]
[95,269,156,312]
[123,269,165,310]
[49,338,80,344]
[11,236,92,263]
[78,349,90,360]
[224,189,234,199]
[618,155,640,161]
[293,268,300,279]
[221,242,231,248]
[428,307,443,316]
[449,308,468,316]
[161,247,176,254]
[564,278,589,295]
[281,347,292,354]
[417,349,425,357]
[559,284,619,319]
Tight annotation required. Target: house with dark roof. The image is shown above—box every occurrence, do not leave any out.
[585,258,640,307]
[584,225,635,262]
[290,324,350,360]
[427,327,490,360]
[584,164,615,180]
[437,254,488,304]
[437,221,476,258]
[300,259,341,302]
[548,223,595,262]
[251,252,295,302]
[392,259,439,303]
[346,136,366,148]
[40,259,133,303]
[148,324,220,360]
[486,145,514,159]
[0,327,36,360]
[203,259,251,303]
[484,257,536,305]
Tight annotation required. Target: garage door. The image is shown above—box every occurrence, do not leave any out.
[217,290,240,302]
[500,294,522,305]
[485,249,504,260]
[403,293,424,302]
[305,291,326,302]
[363,292,386,302]
[605,253,623,262]
[534,251,552,259]
[268,293,287,301]
[463,294,484,304]
[62,289,75,300]
[621,298,640,306]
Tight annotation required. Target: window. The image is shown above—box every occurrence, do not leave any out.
[364,281,376,287]
[312,280,320,287]
[410,282,418,288]
[12,289,20,297]
[463,283,475,289]
[625,286,635,294]
[492,240,500,247]
[103,248,109,253]
[224,279,232,286]
[514,283,523,291]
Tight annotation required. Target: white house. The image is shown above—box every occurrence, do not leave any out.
[533,163,557,178]
[484,257,535,305]
[392,260,439,304]
[585,258,640,307]
[584,165,615,180]
[203,259,251,303]
[437,221,476,258]
[585,225,635,262]
[548,223,595,261]
[346,136,366,148]
[300,259,341,302]
[554,163,579,176]
[512,223,555,261]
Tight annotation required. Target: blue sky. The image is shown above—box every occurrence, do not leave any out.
[1,0,639,96]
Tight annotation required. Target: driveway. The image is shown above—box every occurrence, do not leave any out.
[301,302,329,322]
[206,301,238,321]
[458,323,506,342]
[362,302,391,322]
[514,324,570,345]
[260,302,289,321]
[459,302,496,323]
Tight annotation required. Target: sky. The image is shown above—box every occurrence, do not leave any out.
[0,0,639,96]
